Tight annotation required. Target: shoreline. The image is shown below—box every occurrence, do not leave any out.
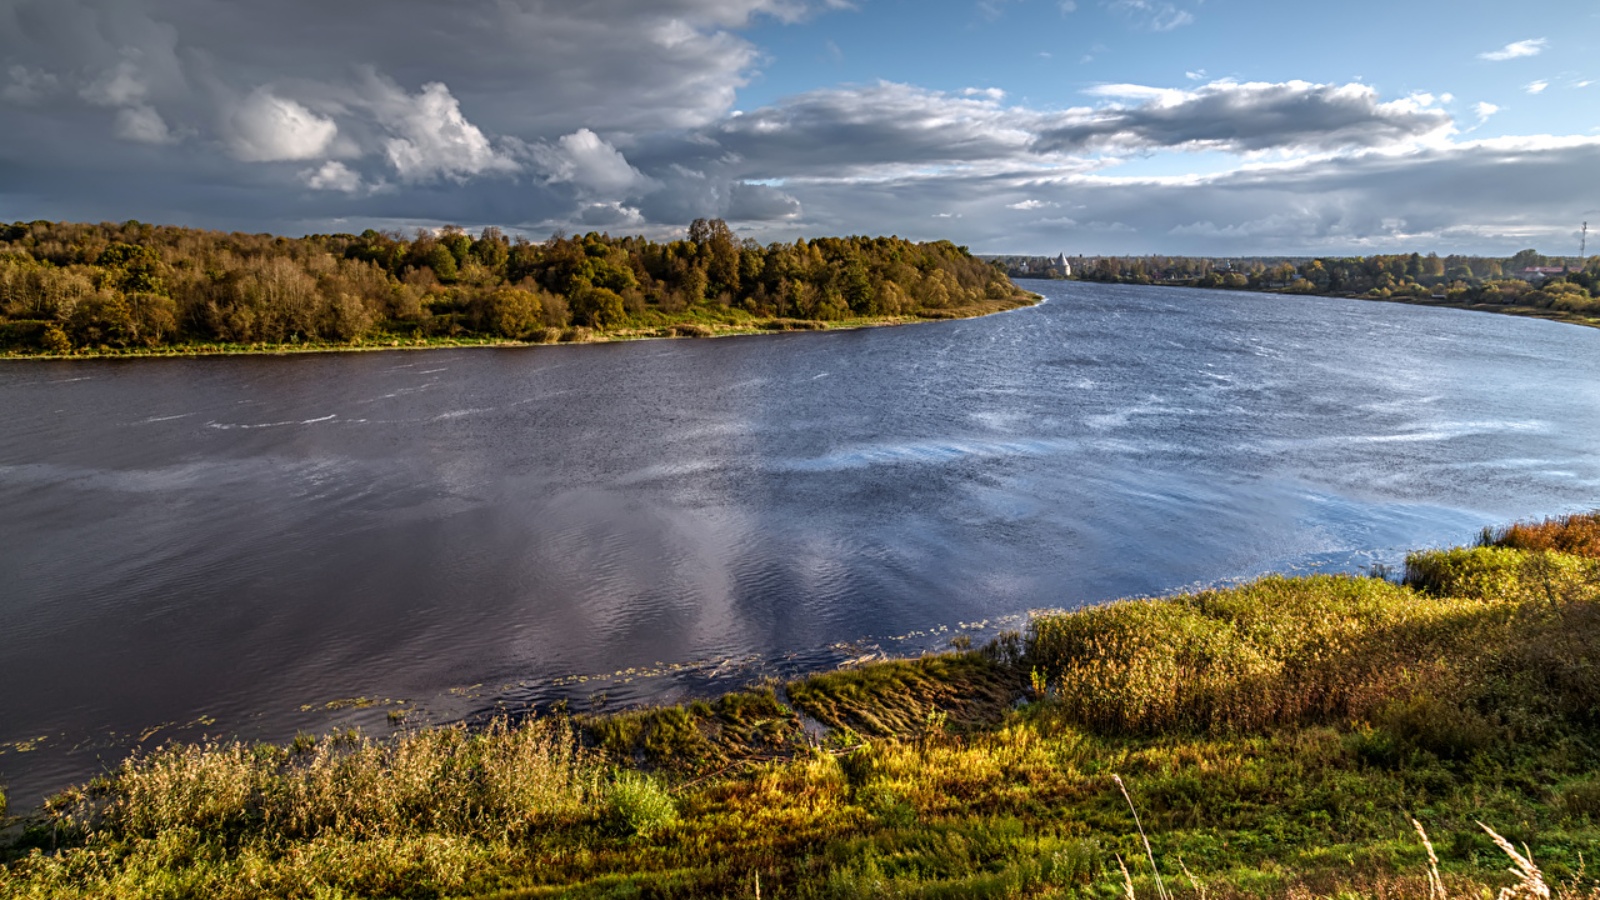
[4,513,1598,897]
[0,293,1042,363]
[1027,275,1600,331]
[1349,292,1600,330]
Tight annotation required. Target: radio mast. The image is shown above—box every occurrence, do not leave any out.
[1582,221,1588,259]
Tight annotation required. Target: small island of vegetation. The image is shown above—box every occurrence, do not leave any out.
[3,513,1599,898]
[0,219,1035,359]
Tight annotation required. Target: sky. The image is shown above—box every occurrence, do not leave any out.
[1,0,1597,255]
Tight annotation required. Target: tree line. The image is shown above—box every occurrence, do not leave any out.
[0,219,1025,353]
[1023,250,1600,314]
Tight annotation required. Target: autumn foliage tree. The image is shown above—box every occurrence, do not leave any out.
[0,219,1023,353]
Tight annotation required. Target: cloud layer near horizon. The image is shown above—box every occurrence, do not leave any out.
[0,0,1593,255]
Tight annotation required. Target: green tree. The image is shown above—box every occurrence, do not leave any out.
[423,244,459,283]
[478,287,544,338]
[470,227,510,271]
[572,285,625,328]
[1508,249,1544,272]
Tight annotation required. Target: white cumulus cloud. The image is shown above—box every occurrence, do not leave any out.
[1479,38,1546,61]
[301,161,363,193]
[227,89,339,162]
[533,128,649,195]
[361,76,519,182]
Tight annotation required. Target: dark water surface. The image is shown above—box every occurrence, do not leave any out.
[4,282,1600,806]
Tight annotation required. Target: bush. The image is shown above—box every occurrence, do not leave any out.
[1026,562,1600,738]
[1026,575,1432,733]
[1487,511,1600,559]
[1403,546,1534,599]
[1558,779,1600,820]
[1376,692,1497,759]
[1405,546,1598,602]
[606,771,677,837]
[0,319,48,349]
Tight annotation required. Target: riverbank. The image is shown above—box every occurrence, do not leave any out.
[0,293,1041,362]
[4,513,1599,898]
[1349,293,1600,331]
[1046,275,1600,332]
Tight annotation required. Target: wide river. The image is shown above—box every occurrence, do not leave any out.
[4,281,1600,807]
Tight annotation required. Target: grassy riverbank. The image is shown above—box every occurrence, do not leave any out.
[1347,293,1600,332]
[4,514,1600,898]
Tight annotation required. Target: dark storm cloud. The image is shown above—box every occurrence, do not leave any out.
[756,137,1600,255]
[1034,81,1453,154]
[0,0,1588,254]
[0,0,810,134]
[0,0,827,229]
[635,79,1449,186]
[704,82,1036,178]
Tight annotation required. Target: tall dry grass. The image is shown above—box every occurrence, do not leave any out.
[59,716,599,847]
[1026,553,1600,738]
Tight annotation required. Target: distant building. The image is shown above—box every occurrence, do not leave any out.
[1048,253,1071,277]
[1518,266,1567,281]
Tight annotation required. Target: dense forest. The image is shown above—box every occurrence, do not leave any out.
[0,219,1029,354]
[1003,250,1600,314]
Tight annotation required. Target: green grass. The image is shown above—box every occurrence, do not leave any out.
[5,515,1600,898]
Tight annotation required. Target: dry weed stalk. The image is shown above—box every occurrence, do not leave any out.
[1114,774,1170,900]
[1178,855,1207,900]
[1412,818,1446,900]
[1117,853,1137,900]
[1479,821,1551,900]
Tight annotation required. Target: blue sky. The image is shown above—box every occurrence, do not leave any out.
[1,0,1597,255]
[741,1,1593,128]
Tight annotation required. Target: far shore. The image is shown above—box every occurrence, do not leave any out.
[1021,274,1600,332]
[1349,291,1600,330]
[0,293,1041,363]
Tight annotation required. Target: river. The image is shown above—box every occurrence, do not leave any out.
[3,281,1599,808]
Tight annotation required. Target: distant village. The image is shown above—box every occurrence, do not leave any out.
[993,253,1075,278]
[985,251,1589,286]
[982,250,1599,306]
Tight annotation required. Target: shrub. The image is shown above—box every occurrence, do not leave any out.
[1026,575,1435,733]
[1404,546,1598,602]
[606,770,677,837]
[1403,546,1536,599]
[1376,692,1497,759]
[1026,563,1600,738]
[1486,512,1600,559]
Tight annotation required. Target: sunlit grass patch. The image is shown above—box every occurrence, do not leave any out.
[787,652,1021,737]
[584,686,802,772]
